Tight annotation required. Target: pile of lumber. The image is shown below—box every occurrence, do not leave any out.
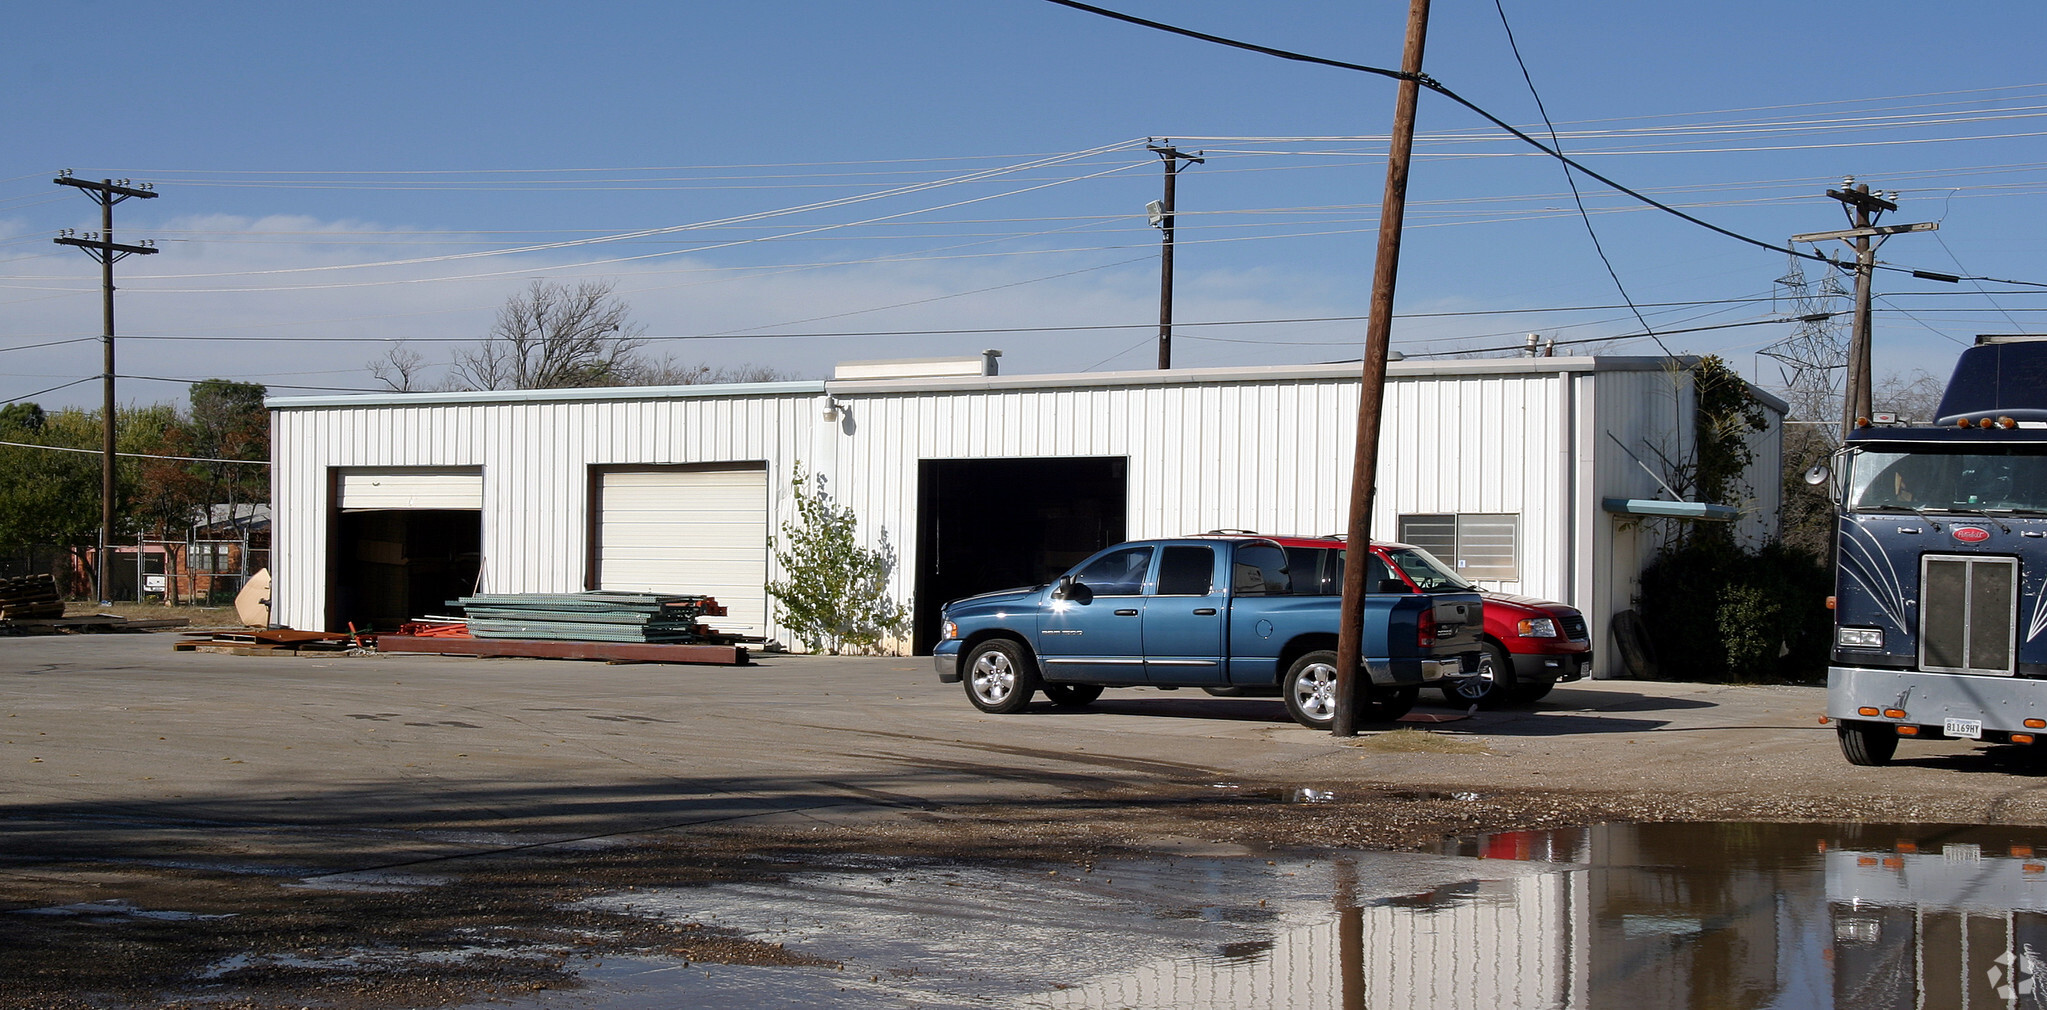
[176,629,352,655]
[452,592,731,644]
[0,574,64,620]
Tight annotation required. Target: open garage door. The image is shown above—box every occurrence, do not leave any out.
[913,457,1126,654]
[328,468,483,632]
[591,465,768,637]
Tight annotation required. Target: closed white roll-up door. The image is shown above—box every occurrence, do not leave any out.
[337,468,483,511]
[595,467,768,634]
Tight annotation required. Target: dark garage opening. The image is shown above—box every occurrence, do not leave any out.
[327,510,482,632]
[913,456,1126,654]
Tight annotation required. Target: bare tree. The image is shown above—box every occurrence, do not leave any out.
[368,342,431,392]
[1872,369,1944,423]
[622,357,792,386]
[450,280,646,390]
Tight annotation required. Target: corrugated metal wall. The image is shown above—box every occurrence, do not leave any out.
[270,359,1782,669]
[272,386,822,639]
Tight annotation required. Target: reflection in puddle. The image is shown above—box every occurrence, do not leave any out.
[536,824,2047,1009]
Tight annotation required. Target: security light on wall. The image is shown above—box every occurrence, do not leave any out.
[822,397,846,422]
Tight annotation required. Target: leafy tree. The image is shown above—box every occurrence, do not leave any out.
[0,408,105,591]
[765,465,910,655]
[0,402,45,435]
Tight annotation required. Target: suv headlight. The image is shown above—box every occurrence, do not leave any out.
[1837,627,1883,649]
[941,620,959,641]
[1516,617,1558,638]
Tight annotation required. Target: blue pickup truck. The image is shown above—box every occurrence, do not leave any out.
[931,534,1485,729]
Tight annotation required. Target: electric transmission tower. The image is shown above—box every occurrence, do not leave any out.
[1760,253,1847,431]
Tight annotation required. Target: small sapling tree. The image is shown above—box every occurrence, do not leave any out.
[765,465,911,654]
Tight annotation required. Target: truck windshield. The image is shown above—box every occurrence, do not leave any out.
[1848,447,2047,513]
[1384,546,1477,591]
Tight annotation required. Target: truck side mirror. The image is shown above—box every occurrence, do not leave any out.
[1051,576,1092,604]
[1378,578,1410,594]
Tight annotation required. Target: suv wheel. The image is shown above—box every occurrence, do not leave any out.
[1441,641,1517,709]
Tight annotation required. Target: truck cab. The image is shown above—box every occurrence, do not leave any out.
[1828,335,2047,764]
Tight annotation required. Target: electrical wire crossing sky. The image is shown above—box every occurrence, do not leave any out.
[4,0,2046,408]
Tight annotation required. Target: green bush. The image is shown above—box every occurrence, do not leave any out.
[1638,538,1830,683]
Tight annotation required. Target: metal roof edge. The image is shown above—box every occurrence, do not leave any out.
[262,355,1752,408]
[826,356,1686,395]
[265,379,830,410]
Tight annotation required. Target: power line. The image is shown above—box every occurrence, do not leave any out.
[1035,1,1896,278]
[2,376,96,404]
[0,438,269,466]
[1490,0,1671,358]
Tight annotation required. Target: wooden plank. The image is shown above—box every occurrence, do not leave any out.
[373,634,746,666]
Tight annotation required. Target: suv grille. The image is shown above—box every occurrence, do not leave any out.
[1560,614,1589,642]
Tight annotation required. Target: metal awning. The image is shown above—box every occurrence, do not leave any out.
[1602,497,1739,522]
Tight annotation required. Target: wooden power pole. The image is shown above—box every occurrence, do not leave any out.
[1790,180,1935,441]
[1335,0,1430,736]
[1148,143,1202,369]
[52,172,158,604]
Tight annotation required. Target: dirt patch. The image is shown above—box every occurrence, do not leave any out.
[1345,727,1492,754]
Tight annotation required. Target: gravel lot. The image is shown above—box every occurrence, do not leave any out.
[5,632,2047,1008]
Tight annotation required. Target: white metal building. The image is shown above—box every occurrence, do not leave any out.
[267,356,1784,676]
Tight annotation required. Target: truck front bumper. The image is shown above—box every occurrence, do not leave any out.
[1513,650,1592,685]
[933,645,962,683]
[1829,666,2047,736]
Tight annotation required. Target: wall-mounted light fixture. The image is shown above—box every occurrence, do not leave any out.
[822,396,846,422]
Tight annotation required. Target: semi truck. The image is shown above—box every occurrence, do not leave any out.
[1827,335,2047,764]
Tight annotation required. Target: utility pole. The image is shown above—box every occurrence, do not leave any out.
[1790,179,1935,441]
[1147,143,1203,369]
[52,171,158,604]
[1335,0,1430,737]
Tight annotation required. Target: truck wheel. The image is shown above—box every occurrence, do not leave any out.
[1042,683,1104,708]
[964,640,1041,714]
[1366,685,1420,722]
[1837,722,1898,766]
[1441,642,1517,709]
[1283,651,1342,729]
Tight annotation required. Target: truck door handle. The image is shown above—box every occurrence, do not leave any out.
[1192,608,1217,616]
[1114,609,1139,616]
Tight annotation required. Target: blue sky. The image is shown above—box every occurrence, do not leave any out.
[4,1,2045,410]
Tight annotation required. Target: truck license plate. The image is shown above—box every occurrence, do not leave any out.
[1944,717,1984,740]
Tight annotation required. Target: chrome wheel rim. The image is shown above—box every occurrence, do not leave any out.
[970,650,1016,705]
[1292,661,1338,723]
[1453,653,1499,701]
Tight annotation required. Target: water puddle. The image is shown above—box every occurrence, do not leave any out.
[496,823,2047,1009]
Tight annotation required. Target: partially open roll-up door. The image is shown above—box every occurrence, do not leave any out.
[337,468,483,511]
[592,465,768,636]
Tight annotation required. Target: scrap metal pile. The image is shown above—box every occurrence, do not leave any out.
[446,592,734,644]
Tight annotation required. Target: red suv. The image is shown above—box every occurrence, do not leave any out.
[1260,535,1591,708]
